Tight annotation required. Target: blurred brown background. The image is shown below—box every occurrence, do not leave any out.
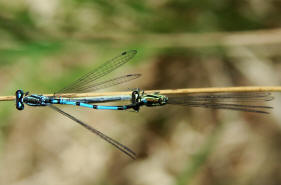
[0,0,281,185]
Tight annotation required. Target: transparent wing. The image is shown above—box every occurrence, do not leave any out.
[167,92,274,114]
[56,50,137,93]
[61,74,141,93]
[49,104,136,159]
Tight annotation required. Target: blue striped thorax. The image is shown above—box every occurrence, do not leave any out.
[23,94,49,106]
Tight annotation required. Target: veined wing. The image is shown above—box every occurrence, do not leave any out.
[167,92,274,114]
[49,104,136,159]
[56,50,137,93]
[61,74,141,93]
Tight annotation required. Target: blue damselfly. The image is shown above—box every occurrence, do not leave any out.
[16,50,140,159]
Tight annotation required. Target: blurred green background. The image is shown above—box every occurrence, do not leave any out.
[0,0,281,185]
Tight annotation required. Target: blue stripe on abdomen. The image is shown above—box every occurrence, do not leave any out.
[96,105,119,110]
[55,99,128,110]
[51,99,59,104]
[79,103,94,108]
[60,100,76,106]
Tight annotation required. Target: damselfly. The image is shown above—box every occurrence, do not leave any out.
[129,89,273,114]
[16,50,140,159]
[15,50,274,159]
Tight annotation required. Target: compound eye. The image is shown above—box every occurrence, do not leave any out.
[16,102,24,110]
[16,90,24,99]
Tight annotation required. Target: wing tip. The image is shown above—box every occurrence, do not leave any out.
[122,50,137,56]
[127,73,142,78]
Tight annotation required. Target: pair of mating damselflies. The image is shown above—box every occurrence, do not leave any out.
[15,50,273,159]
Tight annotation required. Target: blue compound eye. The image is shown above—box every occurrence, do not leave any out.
[16,90,25,110]
[16,102,24,110]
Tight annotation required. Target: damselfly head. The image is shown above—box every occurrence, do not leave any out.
[15,90,25,110]
[142,94,168,106]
